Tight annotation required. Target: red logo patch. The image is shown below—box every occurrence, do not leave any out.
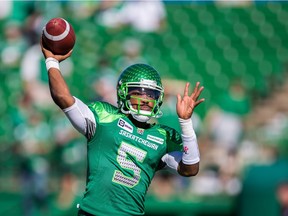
[184,146,189,154]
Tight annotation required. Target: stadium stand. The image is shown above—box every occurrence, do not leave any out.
[1,2,288,216]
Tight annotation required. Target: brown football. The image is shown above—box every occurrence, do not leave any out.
[42,17,76,55]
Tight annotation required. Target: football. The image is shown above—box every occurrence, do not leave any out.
[42,17,76,55]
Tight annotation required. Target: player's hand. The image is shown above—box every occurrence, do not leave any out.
[40,37,72,62]
[176,82,205,120]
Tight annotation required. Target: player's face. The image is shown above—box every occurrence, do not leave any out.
[128,87,160,111]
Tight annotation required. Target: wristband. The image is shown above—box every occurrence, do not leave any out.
[45,57,60,71]
[181,134,200,164]
[179,118,200,165]
[179,118,195,137]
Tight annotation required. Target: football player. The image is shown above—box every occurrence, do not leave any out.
[41,42,204,216]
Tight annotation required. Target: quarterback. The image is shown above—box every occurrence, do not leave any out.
[41,41,204,216]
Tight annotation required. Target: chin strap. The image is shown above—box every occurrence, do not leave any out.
[131,113,151,122]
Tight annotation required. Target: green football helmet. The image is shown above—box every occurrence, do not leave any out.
[117,63,164,122]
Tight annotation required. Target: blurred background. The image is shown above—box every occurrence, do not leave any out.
[1,1,288,216]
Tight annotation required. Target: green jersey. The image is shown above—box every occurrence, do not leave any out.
[79,101,182,216]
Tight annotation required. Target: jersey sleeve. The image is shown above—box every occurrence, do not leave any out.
[87,101,123,141]
[159,125,183,153]
[88,101,120,121]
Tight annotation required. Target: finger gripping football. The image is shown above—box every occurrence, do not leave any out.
[42,17,76,55]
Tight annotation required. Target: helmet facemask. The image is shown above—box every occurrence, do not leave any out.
[118,79,164,122]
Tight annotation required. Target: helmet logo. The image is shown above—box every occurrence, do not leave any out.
[140,79,157,86]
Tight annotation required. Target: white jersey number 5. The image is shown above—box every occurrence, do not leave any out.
[112,142,147,188]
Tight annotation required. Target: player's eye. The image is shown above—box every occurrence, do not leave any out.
[129,91,141,96]
[128,87,160,100]
[147,93,154,98]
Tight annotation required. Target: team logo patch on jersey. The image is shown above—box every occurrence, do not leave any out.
[137,128,144,135]
[147,135,164,145]
[118,119,133,133]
